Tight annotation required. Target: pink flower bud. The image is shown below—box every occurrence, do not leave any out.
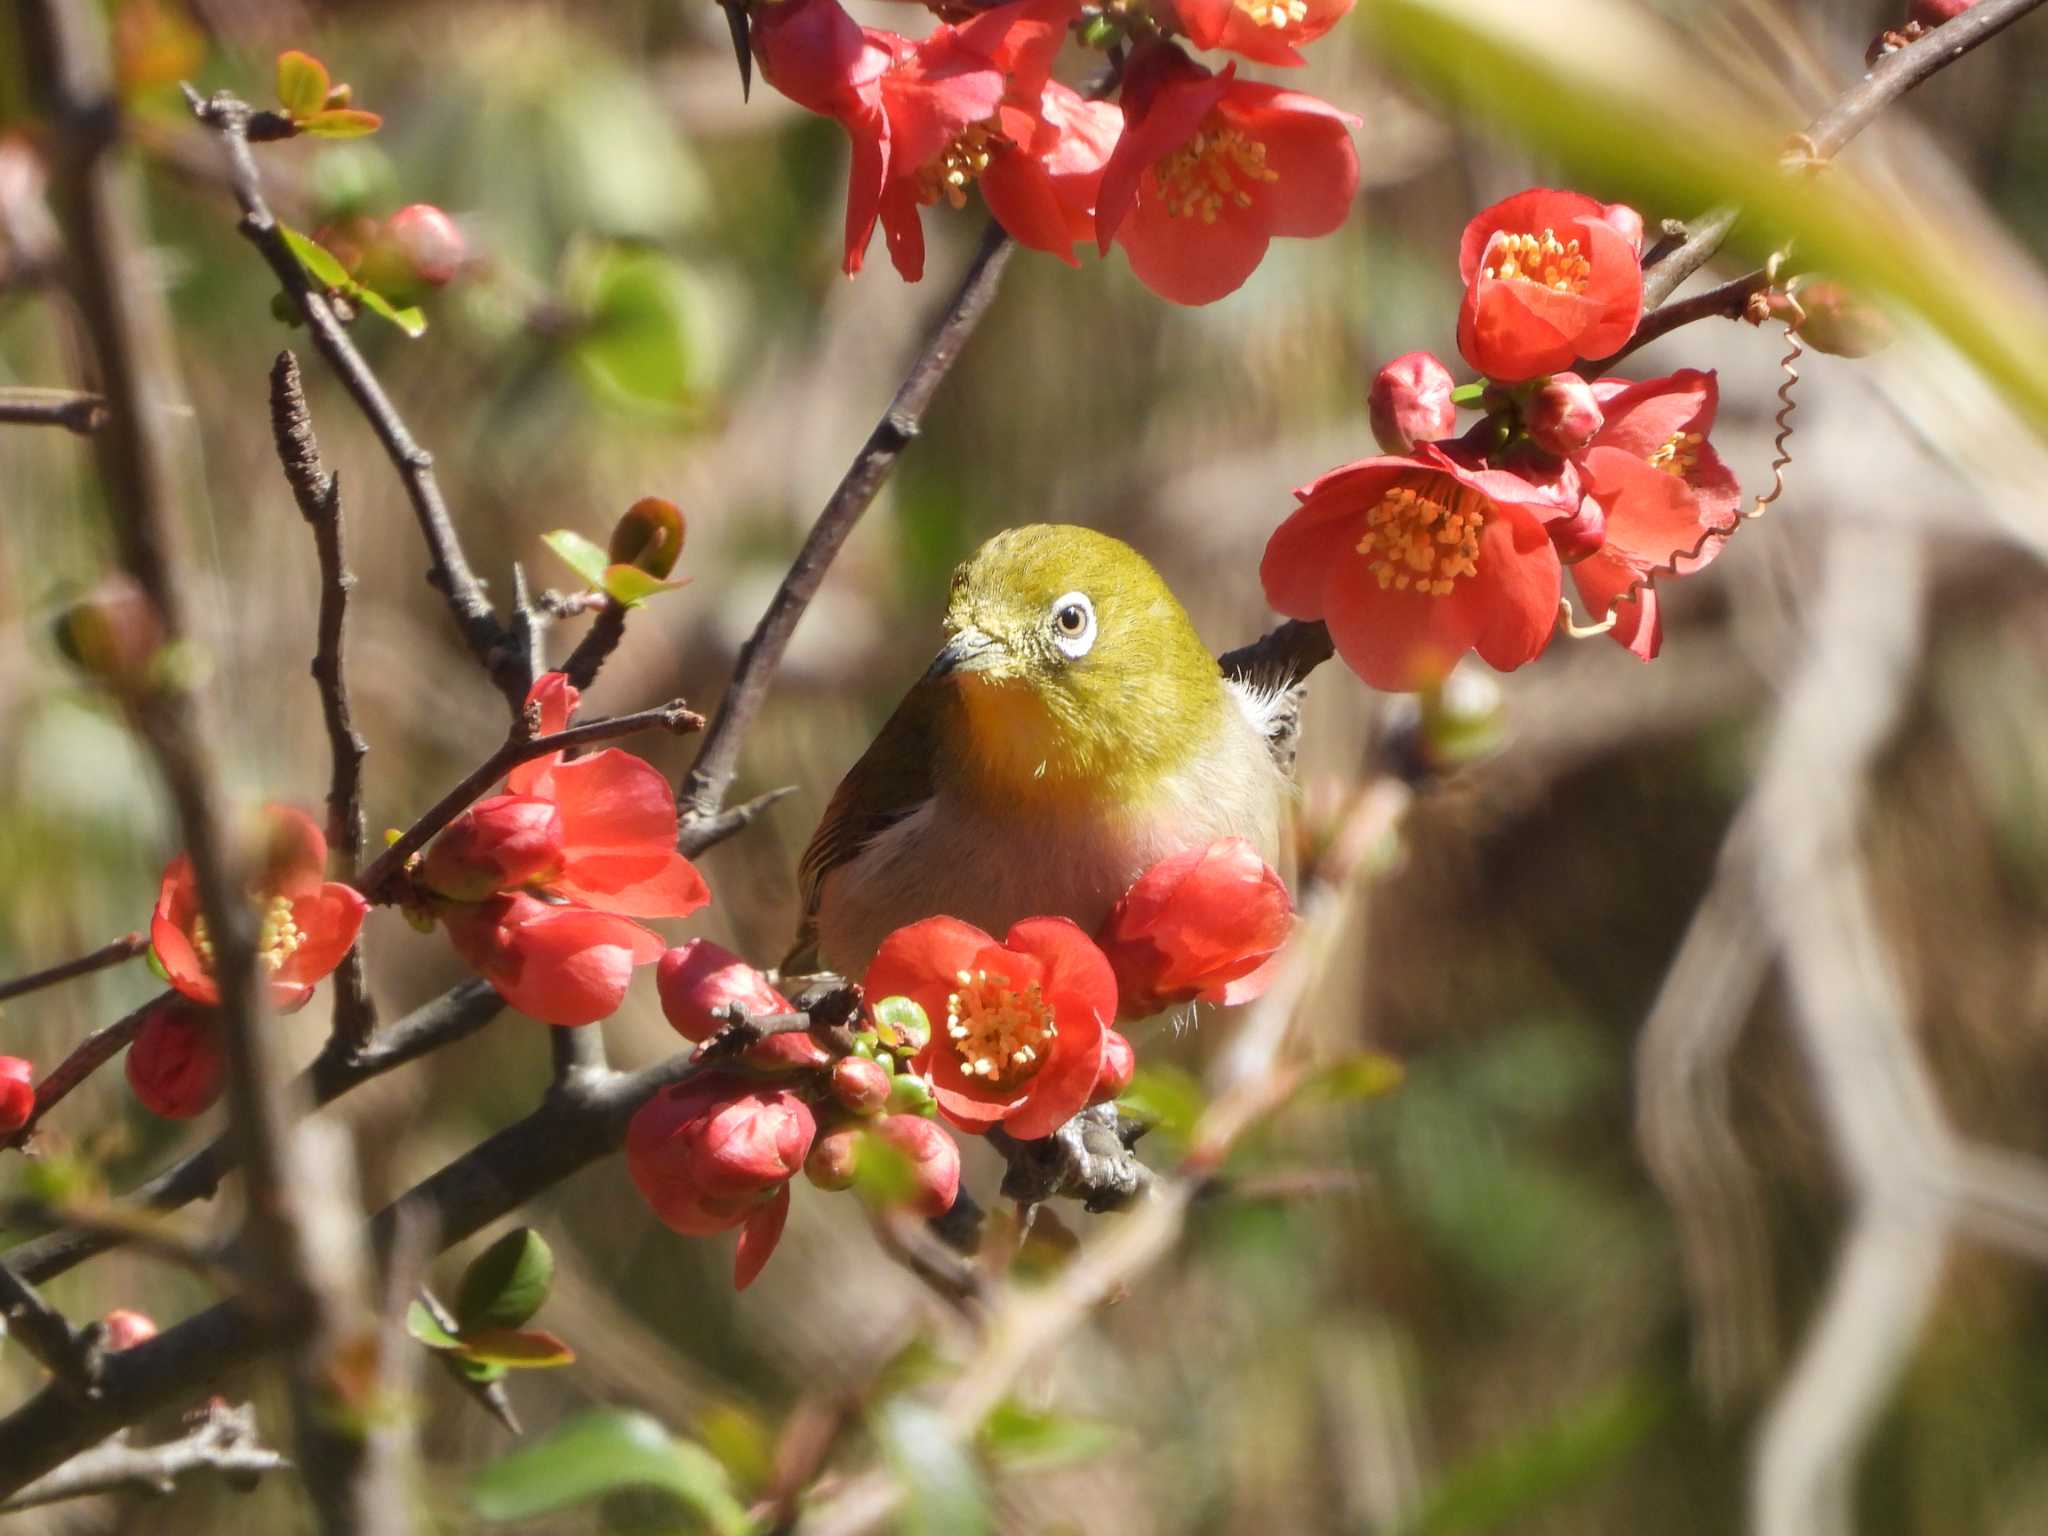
[1909,0,1976,23]
[1546,498,1608,566]
[1087,1030,1135,1107]
[1523,371,1604,458]
[356,204,466,306]
[804,1127,864,1191]
[1368,351,1459,453]
[126,1002,224,1120]
[418,795,566,902]
[831,1056,892,1116]
[1100,840,1293,1020]
[0,1057,33,1136]
[657,940,789,1044]
[873,1115,961,1219]
[1599,201,1645,255]
[102,1309,159,1351]
[626,1073,815,1235]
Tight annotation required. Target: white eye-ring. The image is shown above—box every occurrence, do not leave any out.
[1049,591,1096,659]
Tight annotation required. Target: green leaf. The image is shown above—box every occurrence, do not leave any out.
[297,107,383,139]
[569,247,706,415]
[977,1401,1119,1472]
[279,225,352,291]
[275,49,329,119]
[355,287,427,338]
[1298,1052,1406,1106]
[454,1326,576,1368]
[876,1402,989,1536]
[1117,1064,1207,1139]
[457,1356,508,1385]
[470,1408,749,1534]
[541,529,613,590]
[404,1300,463,1351]
[599,563,685,607]
[1447,381,1488,405]
[455,1227,555,1332]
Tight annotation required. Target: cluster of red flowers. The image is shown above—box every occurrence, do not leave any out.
[1261,187,1744,692]
[626,835,1290,1287]
[750,0,1360,304]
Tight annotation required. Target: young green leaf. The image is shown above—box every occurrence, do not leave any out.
[454,1227,556,1332]
[541,530,613,590]
[279,225,353,291]
[275,49,330,120]
[404,1300,464,1351]
[454,1327,576,1369]
[600,564,685,607]
[297,107,384,139]
[1117,1064,1208,1139]
[355,287,428,338]
[470,1408,748,1534]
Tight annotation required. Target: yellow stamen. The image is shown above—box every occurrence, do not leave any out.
[1234,0,1308,26]
[190,893,306,976]
[945,967,1057,1090]
[1154,114,1279,224]
[1484,227,1592,294]
[915,123,998,212]
[1354,478,1487,597]
[1647,430,1704,478]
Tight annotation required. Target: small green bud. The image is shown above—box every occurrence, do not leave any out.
[871,996,930,1052]
[887,1073,935,1117]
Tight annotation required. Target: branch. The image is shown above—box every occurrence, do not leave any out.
[1591,268,1769,372]
[180,85,520,704]
[269,349,375,1049]
[5,990,171,1151]
[354,701,704,901]
[0,386,107,433]
[0,1400,288,1511]
[560,601,629,692]
[0,931,147,1005]
[679,220,1016,825]
[0,1263,103,1399]
[676,784,797,859]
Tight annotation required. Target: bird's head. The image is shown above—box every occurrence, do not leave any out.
[927,525,1226,805]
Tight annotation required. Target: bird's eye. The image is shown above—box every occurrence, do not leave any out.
[1049,591,1096,659]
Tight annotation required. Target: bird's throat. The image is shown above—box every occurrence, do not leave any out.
[941,673,1204,818]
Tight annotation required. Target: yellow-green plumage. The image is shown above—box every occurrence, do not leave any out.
[792,525,1288,976]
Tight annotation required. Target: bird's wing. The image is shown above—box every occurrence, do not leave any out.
[786,679,943,971]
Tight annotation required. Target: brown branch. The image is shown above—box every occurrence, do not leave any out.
[560,601,629,692]
[0,1263,104,1400]
[677,784,798,859]
[354,701,704,901]
[0,931,147,1005]
[5,990,171,1151]
[1592,268,1770,372]
[0,386,107,433]
[0,1400,288,1511]
[269,350,375,1050]
[180,85,521,706]
[679,220,1016,825]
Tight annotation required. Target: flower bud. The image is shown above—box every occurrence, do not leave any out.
[1909,0,1976,22]
[1599,201,1645,255]
[831,1056,892,1116]
[1087,1030,1135,1107]
[1545,497,1607,565]
[871,995,931,1053]
[656,940,788,1044]
[53,574,166,688]
[607,497,685,581]
[1776,277,1892,358]
[873,1115,961,1219]
[0,1056,33,1136]
[1523,372,1604,458]
[625,1073,815,1235]
[887,1072,936,1116]
[357,203,466,305]
[126,1002,225,1119]
[1100,840,1293,1019]
[803,1126,863,1191]
[1368,351,1459,454]
[102,1309,159,1351]
[418,795,565,902]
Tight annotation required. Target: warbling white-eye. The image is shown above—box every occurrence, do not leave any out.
[789,524,1290,975]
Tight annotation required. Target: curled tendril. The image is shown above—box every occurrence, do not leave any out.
[1557,252,1806,643]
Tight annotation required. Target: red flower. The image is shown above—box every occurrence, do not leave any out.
[151,804,367,1012]
[1456,188,1644,383]
[1571,370,1740,660]
[126,1001,225,1119]
[626,1073,817,1289]
[442,892,665,1027]
[0,1056,33,1136]
[419,795,565,902]
[1169,0,1354,68]
[1098,838,1293,1019]
[655,939,832,1070]
[501,675,710,921]
[865,916,1113,1139]
[1097,46,1358,305]
[1261,444,1565,690]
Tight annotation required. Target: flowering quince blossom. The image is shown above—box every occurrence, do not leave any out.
[1261,443,1566,691]
[1456,188,1644,383]
[0,1056,33,1136]
[442,892,666,1028]
[151,804,367,1012]
[626,1073,817,1289]
[656,939,833,1070]
[1089,1028,1136,1106]
[752,0,1120,279]
[1170,0,1355,69]
[1097,45,1359,305]
[871,1114,962,1218]
[864,915,1113,1139]
[1097,838,1293,1019]
[126,1000,226,1119]
[1570,370,1741,660]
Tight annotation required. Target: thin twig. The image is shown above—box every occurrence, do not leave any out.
[560,601,629,692]
[0,386,107,434]
[1591,268,1769,372]
[354,702,704,901]
[679,220,1016,825]
[0,1401,288,1511]
[0,931,148,1005]
[181,85,520,704]
[5,990,171,1150]
[0,1264,102,1399]
[676,784,797,859]
[269,350,375,1049]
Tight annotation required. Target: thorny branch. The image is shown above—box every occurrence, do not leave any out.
[0,931,147,1006]
[0,1400,288,1512]
[0,385,107,434]
[4,990,172,1151]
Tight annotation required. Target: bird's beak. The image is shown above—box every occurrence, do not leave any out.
[925,626,1002,681]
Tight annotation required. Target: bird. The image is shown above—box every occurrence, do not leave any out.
[788,523,1292,977]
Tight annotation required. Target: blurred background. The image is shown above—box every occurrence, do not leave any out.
[4,0,2048,1530]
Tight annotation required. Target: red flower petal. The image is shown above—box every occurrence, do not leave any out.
[274,883,368,988]
[507,674,581,795]
[256,804,330,897]
[150,855,218,1005]
[446,895,662,1027]
[1571,549,1661,661]
[733,1184,790,1291]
